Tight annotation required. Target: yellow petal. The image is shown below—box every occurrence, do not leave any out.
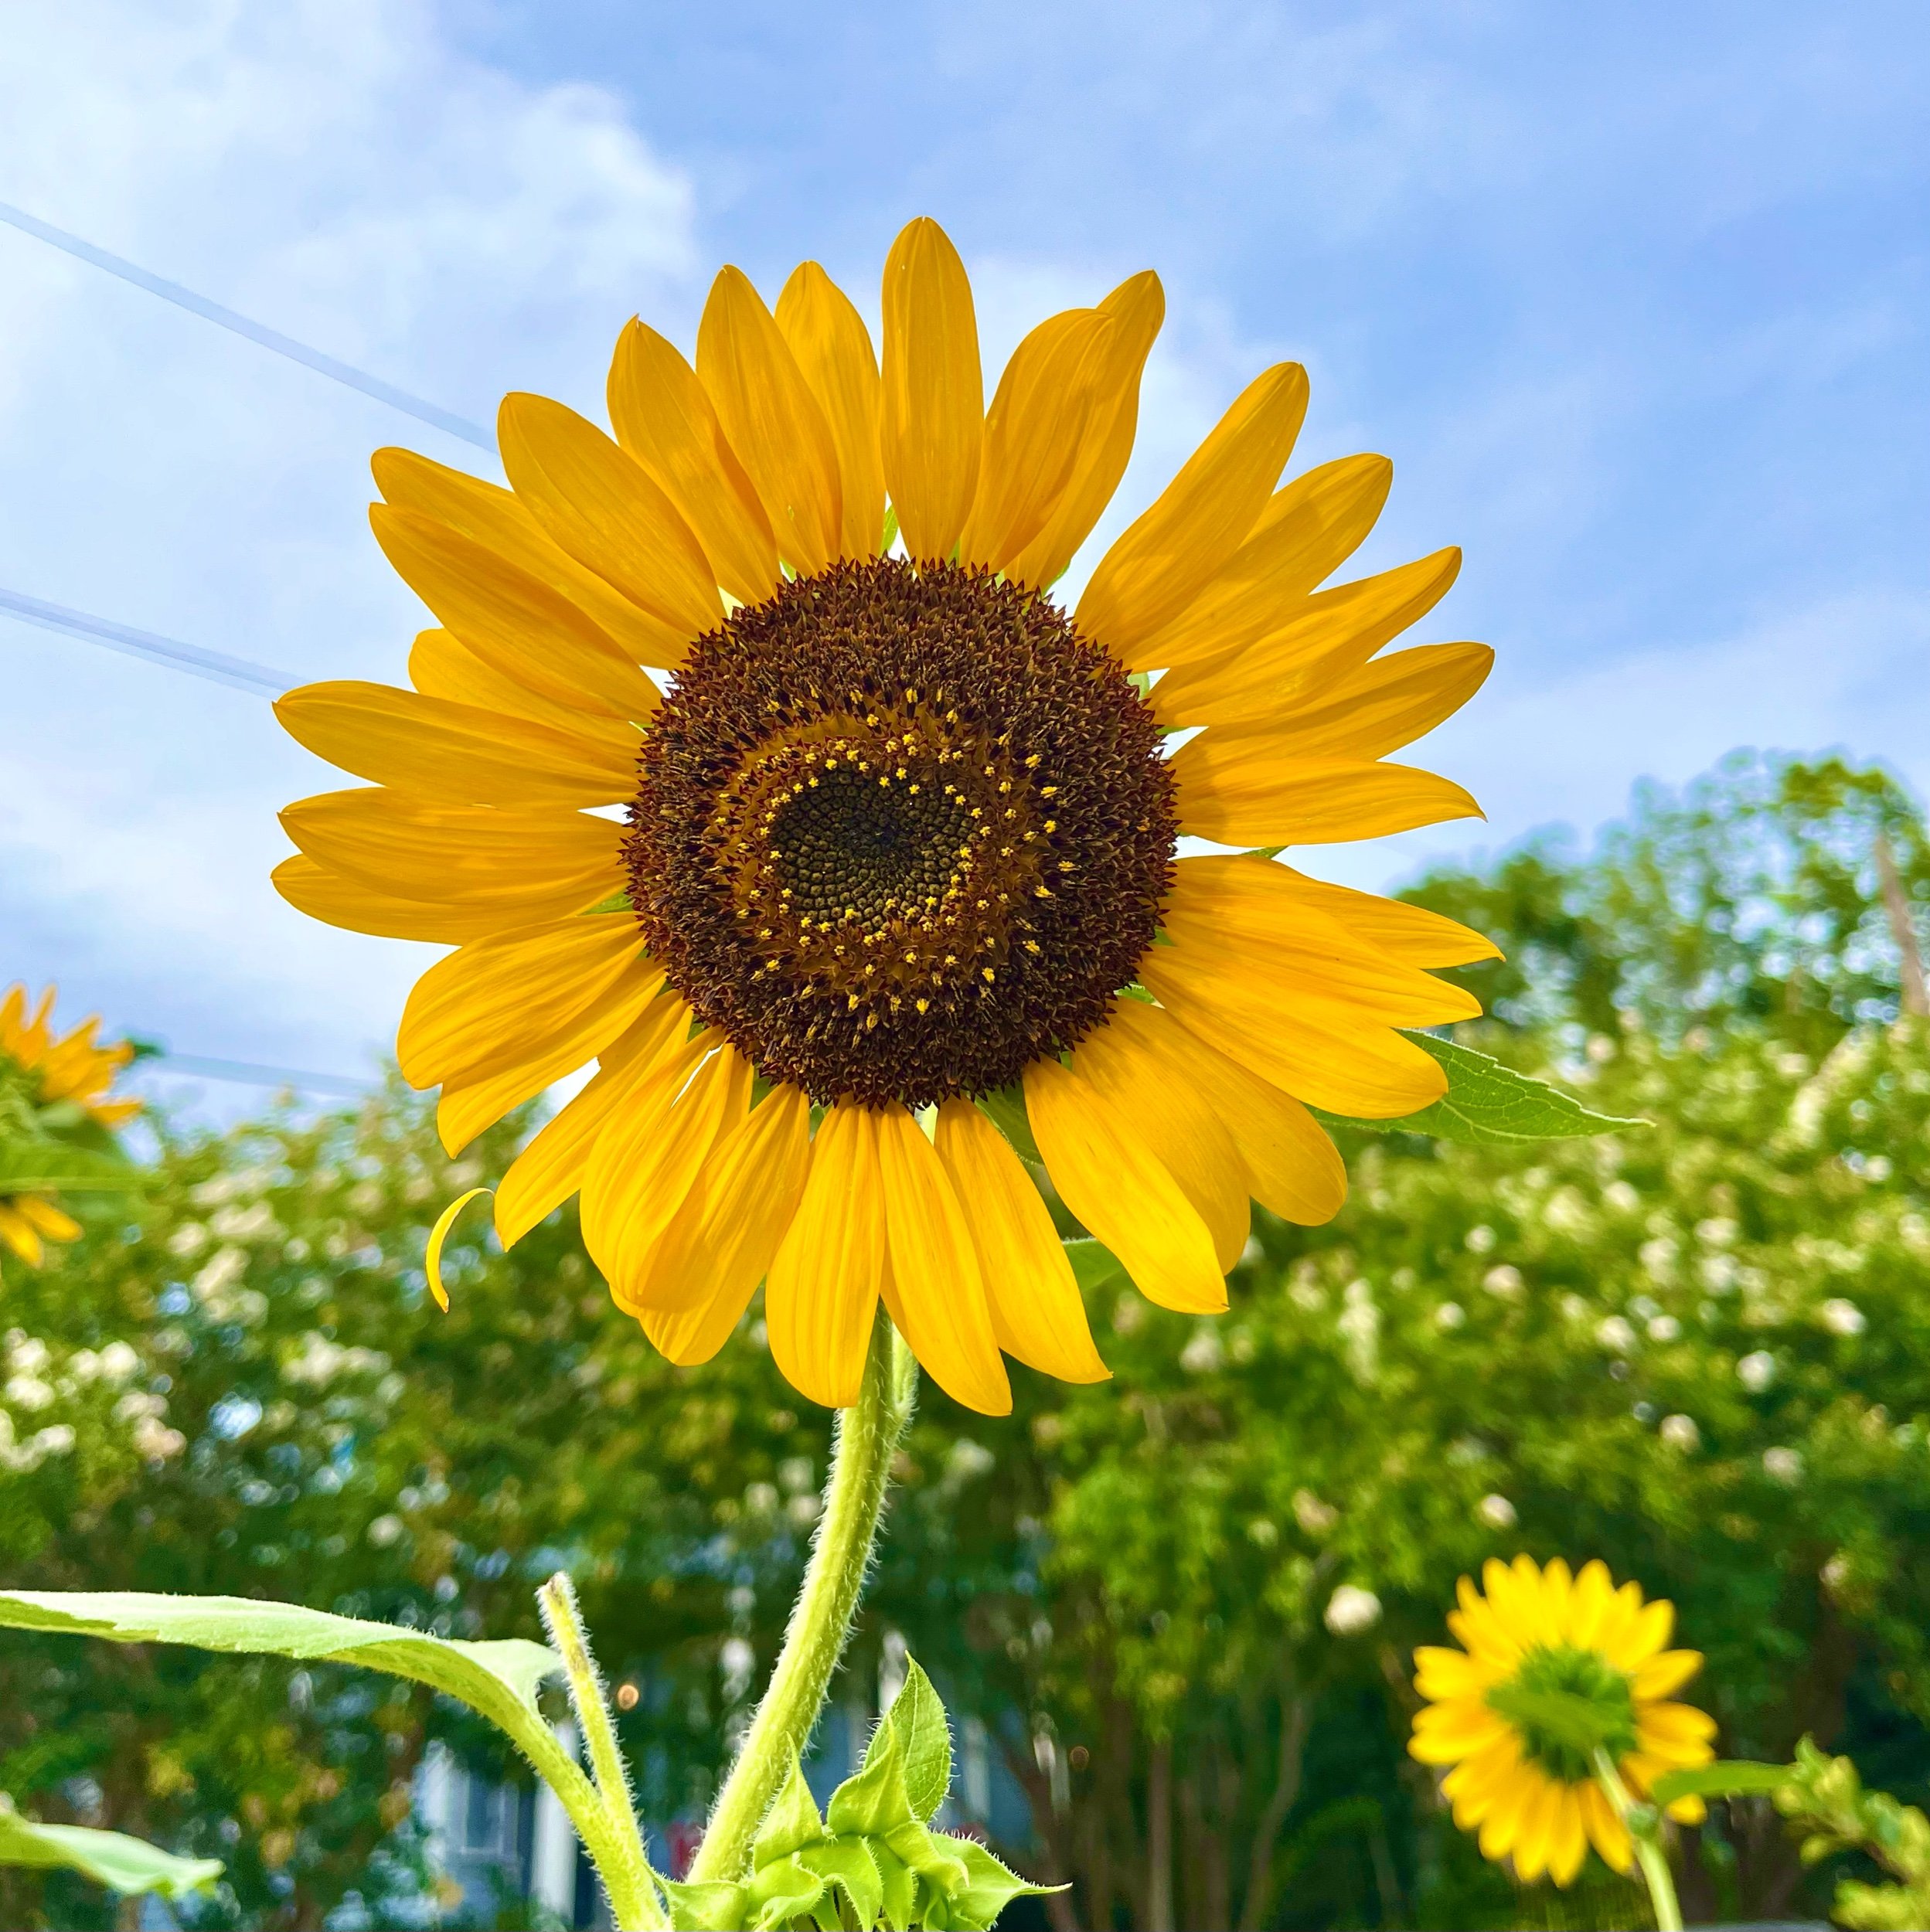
[1241,641,1494,759]
[589,1042,749,1307]
[0,1202,46,1266]
[424,1186,492,1311]
[607,317,781,605]
[1002,270,1164,591]
[934,1101,1108,1384]
[273,856,522,943]
[1246,864,1499,968]
[880,217,982,563]
[1140,944,1449,1117]
[434,958,666,1155]
[1580,1781,1633,1872]
[1413,1646,1500,1702]
[1512,1772,1562,1882]
[1135,454,1394,669]
[766,1103,886,1408]
[275,681,634,808]
[493,998,692,1246]
[1161,860,1482,1026]
[396,913,645,1090]
[373,445,674,668]
[1023,1056,1225,1314]
[280,788,623,913]
[1170,737,1482,846]
[407,627,645,755]
[1604,1597,1676,1668]
[1071,1002,1250,1273]
[775,263,887,560]
[874,1107,1010,1415]
[958,307,1115,574]
[1152,547,1461,727]
[635,1084,813,1364]
[1075,362,1308,658]
[1546,1786,1589,1888]
[1122,1004,1347,1226]
[370,505,663,724]
[15,1196,82,1242]
[697,266,843,576]
[498,393,722,658]
[1632,1649,1704,1702]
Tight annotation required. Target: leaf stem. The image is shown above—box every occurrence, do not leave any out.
[1592,1747,1683,1932]
[689,1308,918,1884]
[537,1570,664,1930]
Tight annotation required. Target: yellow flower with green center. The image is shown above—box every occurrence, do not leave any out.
[0,983,139,1267]
[1411,1556,1717,1887]
[273,216,1496,1413]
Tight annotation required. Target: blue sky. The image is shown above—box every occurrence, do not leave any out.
[0,0,1925,1097]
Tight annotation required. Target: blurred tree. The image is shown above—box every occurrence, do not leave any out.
[2,750,1926,1930]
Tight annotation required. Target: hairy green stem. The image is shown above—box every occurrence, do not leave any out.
[1592,1747,1683,1932]
[689,1308,918,1883]
[537,1571,663,1930]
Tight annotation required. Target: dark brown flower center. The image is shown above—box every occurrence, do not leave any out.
[624,556,1176,1108]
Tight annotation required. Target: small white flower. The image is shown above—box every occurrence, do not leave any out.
[31,1424,75,1457]
[1821,1553,1851,1594]
[367,1515,405,1548]
[1647,1315,1681,1343]
[1596,1316,1637,1354]
[192,1247,247,1300]
[97,1342,139,1384]
[1602,1181,1640,1213]
[210,1202,279,1243]
[1763,1447,1803,1485]
[165,1222,210,1257]
[1738,1350,1777,1393]
[1465,1226,1496,1255]
[115,1391,166,1423]
[1323,1585,1382,1636]
[1179,1325,1224,1373]
[1659,1414,1701,1453]
[1477,1493,1518,1530]
[6,1337,49,1375]
[1820,1298,1867,1338]
[131,1416,186,1461]
[5,1376,55,1413]
[1434,1301,1466,1331]
[742,1482,778,1516]
[1292,1490,1339,1536]
[1482,1264,1524,1300]
[1700,1253,1739,1292]
[785,1492,822,1528]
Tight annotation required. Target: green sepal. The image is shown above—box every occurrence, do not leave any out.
[1063,1236,1125,1294]
[878,1818,969,1910]
[0,1795,222,1899]
[746,1853,827,1929]
[659,1878,749,1930]
[975,1085,1040,1163]
[798,1835,886,1928]
[870,1657,952,1822]
[925,1837,1056,1931]
[829,1716,914,1838]
[754,1748,827,1865]
[1323,1033,1646,1145]
[873,1839,921,1929]
[1651,1760,1793,1805]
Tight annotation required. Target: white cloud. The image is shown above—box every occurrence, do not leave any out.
[0,0,696,1074]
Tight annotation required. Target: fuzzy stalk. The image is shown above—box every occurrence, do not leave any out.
[1592,1747,1683,1932]
[689,1308,918,1883]
[537,1570,663,1930]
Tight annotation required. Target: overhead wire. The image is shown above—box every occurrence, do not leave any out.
[0,200,494,451]
[0,586,291,696]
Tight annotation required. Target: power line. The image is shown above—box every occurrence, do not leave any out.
[0,200,494,452]
[141,1053,371,1098]
[0,586,291,696]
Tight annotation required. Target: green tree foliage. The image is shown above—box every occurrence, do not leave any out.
[0,749,1925,1929]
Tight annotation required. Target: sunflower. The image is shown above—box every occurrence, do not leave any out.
[0,983,139,1267]
[1410,1556,1717,1886]
[273,216,1496,1414]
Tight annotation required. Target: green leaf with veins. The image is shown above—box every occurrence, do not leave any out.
[871,1657,952,1823]
[1322,1032,1646,1145]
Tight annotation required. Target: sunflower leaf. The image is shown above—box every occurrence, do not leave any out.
[1325,1034,1645,1145]
[754,1750,826,1866]
[0,1796,223,1898]
[0,1591,583,1815]
[975,1085,1040,1164]
[1651,1760,1792,1804]
[875,1657,951,1823]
